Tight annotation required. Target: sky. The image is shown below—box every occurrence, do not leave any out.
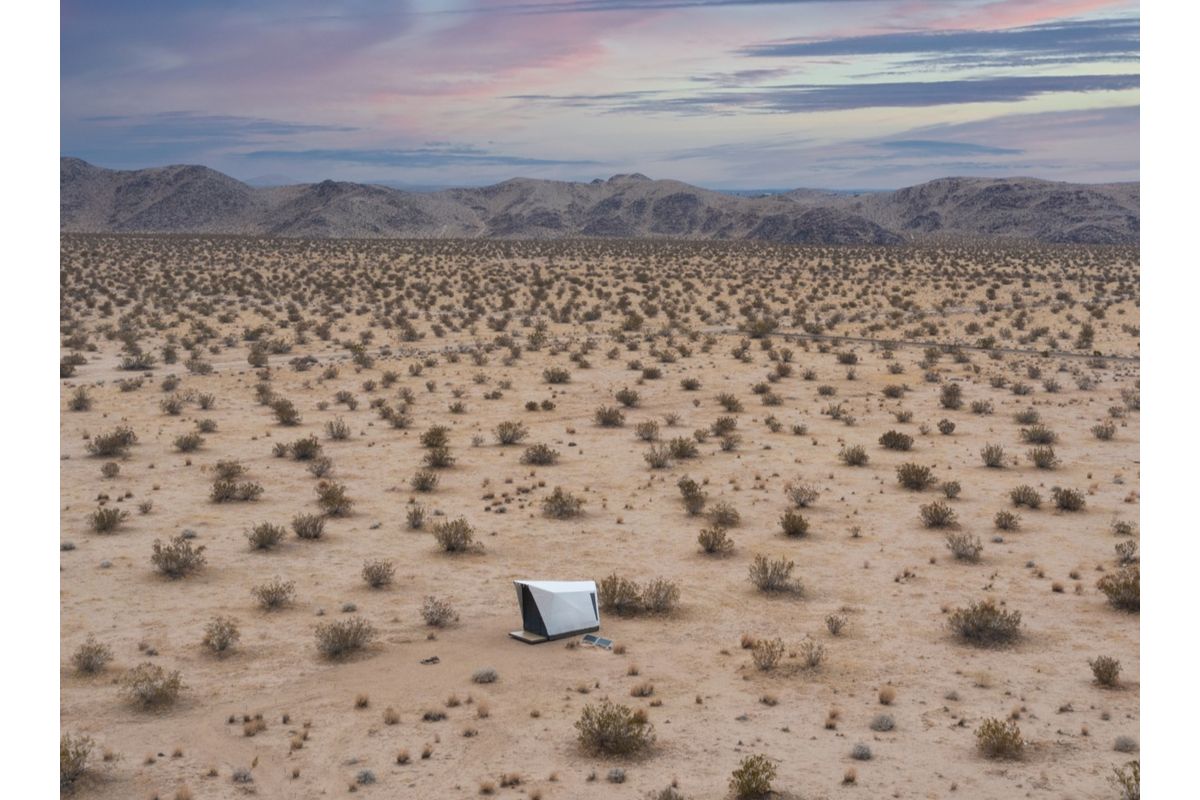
[60,0,1139,189]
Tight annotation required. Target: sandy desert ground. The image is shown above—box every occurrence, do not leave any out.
[60,235,1139,799]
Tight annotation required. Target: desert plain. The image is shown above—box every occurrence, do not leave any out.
[60,234,1139,799]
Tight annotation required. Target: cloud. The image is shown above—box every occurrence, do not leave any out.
[741,15,1139,65]
[516,73,1139,114]
[460,0,877,14]
[240,145,599,169]
[875,139,1023,156]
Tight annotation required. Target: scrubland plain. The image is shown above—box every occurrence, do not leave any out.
[60,235,1139,799]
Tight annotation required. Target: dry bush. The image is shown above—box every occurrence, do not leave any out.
[411,469,440,491]
[174,432,204,452]
[71,635,113,674]
[543,367,571,384]
[879,430,913,451]
[779,509,809,538]
[1020,424,1058,444]
[920,501,958,528]
[121,662,184,708]
[246,522,285,550]
[896,463,937,490]
[542,487,585,519]
[61,733,94,790]
[825,614,847,636]
[1110,761,1139,800]
[210,479,263,502]
[423,445,455,468]
[432,517,476,552]
[706,501,740,527]
[799,639,826,669]
[575,699,655,756]
[251,577,296,610]
[1052,486,1086,511]
[594,405,625,427]
[150,536,206,578]
[287,435,323,460]
[994,510,1021,530]
[945,532,983,561]
[87,426,137,457]
[472,667,499,684]
[729,754,776,800]
[292,513,325,540]
[975,718,1024,759]
[598,573,642,615]
[325,417,351,440]
[1089,655,1121,687]
[1097,566,1139,611]
[785,483,820,508]
[640,578,680,613]
[315,481,353,516]
[937,418,956,435]
[315,617,376,658]
[948,599,1021,645]
[697,524,733,555]
[495,420,529,445]
[751,637,784,671]
[89,506,129,533]
[748,554,802,594]
[202,616,241,654]
[980,444,1006,468]
[1009,485,1042,509]
[362,559,396,588]
[939,383,963,409]
[271,398,301,426]
[1028,446,1060,469]
[839,444,869,466]
[521,443,559,465]
[421,596,458,627]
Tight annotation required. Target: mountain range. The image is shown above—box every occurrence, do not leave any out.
[60,157,1138,245]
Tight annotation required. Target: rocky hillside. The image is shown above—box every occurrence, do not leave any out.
[61,158,1138,244]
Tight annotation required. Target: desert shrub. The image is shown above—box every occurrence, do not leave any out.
[472,667,499,684]
[87,426,137,457]
[975,718,1024,759]
[707,501,740,527]
[751,637,784,671]
[1020,424,1058,444]
[896,463,937,490]
[717,392,744,412]
[575,699,655,756]
[121,662,184,708]
[352,558,395,589]
[980,444,1006,468]
[210,479,263,502]
[879,430,913,451]
[799,639,826,668]
[970,400,994,415]
[920,501,958,528]
[411,469,439,491]
[543,487,585,519]
[644,444,672,469]
[543,367,571,384]
[1090,655,1121,687]
[728,754,775,799]
[214,459,246,480]
[1097,566,1139,611]
[681,377,701,390]
[1092,421,1117,441]
[698,524,733,555]
[520,443,559,465]
[292,513,325,540]
[202,616,241,654]
[150,536,206,578]
[423,446,455,468]
[495,420,529,445]
[252,577,295,610]
[711,416,738,436]
[89,506,129,533]
[326,417,351,441]
[420,426,450,448]
[870,713,895,732]
[839,444,869,466]
[1009,485,1042,508]
[246,522,286,550]
[994,510,1021,530]
[851,744,872,761]
[196,418,217,433]
[678,476,707,515]
[780,509,809,538]
[635,420,660,441]
[948,599,1021,644]
[939,481,961,500]
[1110,761,1139,800]
[406,504,427,530]
[271,398,301,426]
[640,578,680,613]
[785,483,820,508]
[937,418,956,435]
[315,617,377,658]
[71,635,113,674]
[61,733,93,790]
[939,383,963,410]
[159,394,184,415]
[593,405,625,427]
[1115,539,1138,566]
[307,456,333,478]
[432,517,476,552]
[944,532,982,561]
[615,387,640,407]
[68,386,93,412]
[1051,486,1086,511]
[1028,446,1059,469]
[748,554,802,594]
[598,573,642,615]
[287,435,322,460]
[316,481,353,516]
[668,436,699,459]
